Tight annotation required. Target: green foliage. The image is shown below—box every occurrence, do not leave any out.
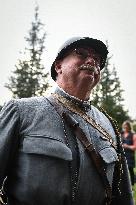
[5,6,49,98]
[92,43,130,129]
[133,123,136,133]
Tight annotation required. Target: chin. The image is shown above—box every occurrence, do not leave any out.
[82,77,95,87]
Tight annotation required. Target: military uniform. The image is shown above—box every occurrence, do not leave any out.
[0,36,134,205]
[0,87,126,205]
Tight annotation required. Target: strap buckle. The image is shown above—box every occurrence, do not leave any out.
[85,143,94,151]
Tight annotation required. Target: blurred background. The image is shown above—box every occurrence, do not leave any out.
[0,0,136,201]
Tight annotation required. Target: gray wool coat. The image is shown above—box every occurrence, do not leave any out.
[0,88,133,205]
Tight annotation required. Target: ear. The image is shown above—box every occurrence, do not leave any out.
[54,60,62,75]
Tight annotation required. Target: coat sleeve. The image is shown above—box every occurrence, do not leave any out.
[0,100,20,188]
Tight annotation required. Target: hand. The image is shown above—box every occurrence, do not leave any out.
[122,143,129,149]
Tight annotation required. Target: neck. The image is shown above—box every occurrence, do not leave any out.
[56,81,92,101]
[124,131,130,134]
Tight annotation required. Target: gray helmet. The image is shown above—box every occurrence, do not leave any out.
[51,36,108,81]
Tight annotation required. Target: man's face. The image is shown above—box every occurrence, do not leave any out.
[55,47,101,88]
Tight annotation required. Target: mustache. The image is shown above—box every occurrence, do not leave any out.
[79,65,98,73]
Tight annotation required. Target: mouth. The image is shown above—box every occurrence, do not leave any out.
[79,65,97,72]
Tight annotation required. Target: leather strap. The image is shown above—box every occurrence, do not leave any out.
[52,93,116,149]
[63,112,112,205]
[48,95,112,205]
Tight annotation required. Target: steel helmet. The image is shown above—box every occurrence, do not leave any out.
[51,36,108,81]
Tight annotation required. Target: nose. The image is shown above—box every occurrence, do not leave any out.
[85,56,95,66]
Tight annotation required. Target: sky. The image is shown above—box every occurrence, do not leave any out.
[0,0,136,118]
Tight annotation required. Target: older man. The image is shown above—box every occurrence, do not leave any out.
[0,37,134,205]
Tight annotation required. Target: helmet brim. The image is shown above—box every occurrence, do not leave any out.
[51,37,108,81]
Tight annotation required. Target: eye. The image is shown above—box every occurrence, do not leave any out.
[93,56,99,62]
[94,57,101,66]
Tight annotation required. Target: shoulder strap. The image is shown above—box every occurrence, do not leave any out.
[52,93,116,149]
[48,95,112,205]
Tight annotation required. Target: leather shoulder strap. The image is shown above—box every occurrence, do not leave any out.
[48,95,112,205]
[52,93,116,149]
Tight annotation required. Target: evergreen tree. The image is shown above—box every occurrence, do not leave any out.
[0,105,2,111]
[133,123,136,133]
[5,6,49,98]
[92,44,130,129]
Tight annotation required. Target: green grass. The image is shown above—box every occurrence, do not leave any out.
[133,168,136,204]
[133,183,136,204]
[133,184,136,205]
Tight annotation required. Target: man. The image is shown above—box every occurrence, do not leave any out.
[0,37,134,205]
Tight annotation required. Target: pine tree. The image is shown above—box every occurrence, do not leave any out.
[133,122,136,133]
[5,6,49,98]
[92,44,130,129]
[0,105,2,111]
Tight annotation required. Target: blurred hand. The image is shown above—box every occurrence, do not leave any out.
[122,143,129,149]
